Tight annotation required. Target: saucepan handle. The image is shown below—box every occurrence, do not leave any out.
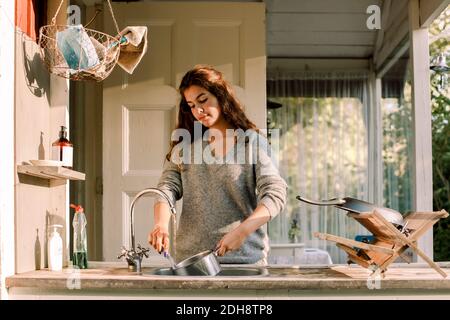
[296,195,346,206]
[212,247,220,256]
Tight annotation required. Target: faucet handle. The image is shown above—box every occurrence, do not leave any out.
[118,246,137,261]
[136,244,150,258]
[117,246,128,259]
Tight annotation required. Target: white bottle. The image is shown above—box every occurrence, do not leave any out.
[48,225,63,271]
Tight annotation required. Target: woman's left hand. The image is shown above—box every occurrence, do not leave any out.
[215,205,271,256]
[215,228,247,256]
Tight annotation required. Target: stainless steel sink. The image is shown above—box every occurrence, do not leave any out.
[144,266,269,277]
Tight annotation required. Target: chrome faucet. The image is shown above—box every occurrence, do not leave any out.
[117,187,177,273]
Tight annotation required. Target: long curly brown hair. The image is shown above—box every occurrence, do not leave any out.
[166,65,258,161]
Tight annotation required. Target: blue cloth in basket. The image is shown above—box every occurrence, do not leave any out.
[56,25,100,70]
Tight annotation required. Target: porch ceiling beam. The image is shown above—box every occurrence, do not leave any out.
[373,0,391,64]
[419,0,450,27]
[82,0,101,6]
[266,0,382,13]
[409,0,433,260]
[376,39,409,79]
[374,0,409,71]
[267,58,369,73]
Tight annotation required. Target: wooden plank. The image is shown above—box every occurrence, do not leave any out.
[365,239,397,266]
[373,239,412,263]
[336,244,372,268]
[409,216,442,242]
[348,212,402,242]
[411,214,446,256]
[404,211,449,229]
[314,232,395,255]
[398,252,413,263]
[7,264,450,293]
[379,241,420,269]
[403,242,445,277]
[372,210,447,278]
[345,209,447,272]
[17,165,86,181]
[379,245,410,269]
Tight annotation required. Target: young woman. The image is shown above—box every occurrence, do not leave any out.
[148,65,287,265]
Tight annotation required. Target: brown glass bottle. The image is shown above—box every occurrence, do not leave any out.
[52,126,73,168]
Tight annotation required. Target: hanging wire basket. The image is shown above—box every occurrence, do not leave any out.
[38,0,123,82]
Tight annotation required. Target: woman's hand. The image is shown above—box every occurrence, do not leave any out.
[215,205,272,256]
[215,228,247,256]
[148,224,170,253]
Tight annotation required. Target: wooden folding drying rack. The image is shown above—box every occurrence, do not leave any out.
[314,209,449,278]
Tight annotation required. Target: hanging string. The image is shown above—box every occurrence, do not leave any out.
[50,0,121,38]
[51,0,65,25]
[106,0,121,37]
[84,9,102,29]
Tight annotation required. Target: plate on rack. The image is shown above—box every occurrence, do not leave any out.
[30,160,64,167]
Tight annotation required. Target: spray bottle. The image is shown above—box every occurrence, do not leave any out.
[70,204,88,269]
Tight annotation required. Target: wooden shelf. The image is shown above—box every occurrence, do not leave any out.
[17,165,85,181]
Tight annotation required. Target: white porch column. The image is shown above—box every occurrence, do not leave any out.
[408,0,433,260]
[0,0,16,299]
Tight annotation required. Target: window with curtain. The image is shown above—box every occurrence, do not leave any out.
[267,71,371,264]
[381,53,414,213]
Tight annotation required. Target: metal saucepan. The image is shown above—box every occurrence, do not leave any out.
[171,249,222,276]
[296,195,405,228]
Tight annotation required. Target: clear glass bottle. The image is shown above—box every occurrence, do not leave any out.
[71,204,88,269]
[52,126,73,168]
[48,224,63,271]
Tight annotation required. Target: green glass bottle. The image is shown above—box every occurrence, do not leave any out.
[71,204,88,269]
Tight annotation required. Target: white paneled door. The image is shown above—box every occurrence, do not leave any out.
[102,2,266,260]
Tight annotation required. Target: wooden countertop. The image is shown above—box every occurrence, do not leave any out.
[6,262,450,292]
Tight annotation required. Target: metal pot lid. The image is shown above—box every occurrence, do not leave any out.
[296,195,405,227]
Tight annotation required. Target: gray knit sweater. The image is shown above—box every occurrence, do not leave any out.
[156,131,287,264]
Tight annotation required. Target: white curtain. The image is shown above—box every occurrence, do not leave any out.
[381,58,414,213]
[267,70,371,264]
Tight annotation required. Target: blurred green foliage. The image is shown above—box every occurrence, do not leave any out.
[430,6,450,261]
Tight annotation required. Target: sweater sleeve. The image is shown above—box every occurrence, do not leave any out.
[253,134,288,220]
[156,160,183,205]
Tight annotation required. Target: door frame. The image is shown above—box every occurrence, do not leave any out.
[69,2,104,261]
[0,0,16,300]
